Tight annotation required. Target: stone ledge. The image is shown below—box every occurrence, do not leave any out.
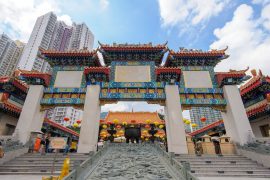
[236,148,270,168]
[0,147,28,165]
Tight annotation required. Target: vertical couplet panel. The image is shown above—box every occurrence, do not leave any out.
[77,85,101,153]
[221,85,254,145]
[14,85,45,144]
[165,85,188,154]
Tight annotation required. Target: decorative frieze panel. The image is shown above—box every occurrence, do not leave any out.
[100,92,165,100]
[179,88,223,94]
[44,88,86,93]
[40,98,85,105]
[180,98,226,105]
[101,82,165,88]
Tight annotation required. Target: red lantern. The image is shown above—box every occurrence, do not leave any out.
[100,120,105,123]
[107,121,112,125]
[266,93,270,102]
[63,117,69,121]
[131,120,136,124]
[200,117,207,123]
[145,124,150,129]
[76,120,81,124]
[116,125,122,129]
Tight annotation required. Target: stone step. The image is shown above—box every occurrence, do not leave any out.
[176,154,243,157]
[192,172,270,178]
[190,169,270,174]
[15,156,87,161]
[187,161,258,165]
[191,164,266,168]
[178,161,257,164]
[23,153,88,156]
[0,165,74,168]
[10,159,86,163]
[177,159,255,163]
[0,168,63,172]
[175,157,252,161]
[176,158,249,161]
[175,156,248,159]
[7,162,76,166]
[0,171,61,175]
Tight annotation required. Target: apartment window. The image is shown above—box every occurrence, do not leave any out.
[259,124,269,137]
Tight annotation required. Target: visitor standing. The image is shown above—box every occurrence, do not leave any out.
[0,141,4,158]
[45,133,51,153]
[40,135,46,155]
[70,141,77,153]
[34,134,41,153]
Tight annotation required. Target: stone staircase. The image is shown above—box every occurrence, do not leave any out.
[0,153,89,175]
[175,154,270,178]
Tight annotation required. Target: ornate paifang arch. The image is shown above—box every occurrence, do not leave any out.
[13,43,254,154]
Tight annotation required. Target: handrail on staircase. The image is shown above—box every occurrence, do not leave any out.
[236,142,270,155]
[0,136,29,153]
[63,143,109,180]
[153,143,199,180]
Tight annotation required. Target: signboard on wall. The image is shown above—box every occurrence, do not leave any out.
[183,71,213,88]
[115,66,151,82]
[54,71,83,88]
[49,137,67,149]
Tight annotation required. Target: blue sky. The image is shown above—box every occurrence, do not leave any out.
[0,0,270,117]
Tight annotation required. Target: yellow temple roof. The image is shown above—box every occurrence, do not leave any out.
[103,111,165,124]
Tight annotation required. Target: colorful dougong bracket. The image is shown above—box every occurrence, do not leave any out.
[84,67,110,84]
[40,49,100,67]
[155,67,181,83]
[19,71,51,87]
[98,42,168,66]
[215,67,250,87]
[165,46,229,67]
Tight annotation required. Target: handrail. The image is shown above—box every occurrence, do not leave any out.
[154,143,199,180]
[236,142,270,155]
[63,144,108,180]
[0,136,29,153]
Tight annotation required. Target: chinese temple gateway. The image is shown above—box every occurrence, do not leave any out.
[9,42,255,154]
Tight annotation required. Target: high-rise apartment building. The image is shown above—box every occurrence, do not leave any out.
[69,23,94,50]
[46,107,83,127]
[190,107,222,131]
[18,12,94,73]
[18,12,57,72]
[49,21,73,51]
[0,34,25,76]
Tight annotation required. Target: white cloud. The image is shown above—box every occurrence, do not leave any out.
[101,101,164,113]
[0,0,72,42]
[58,14,73,26]
[158,0,230,27]
[211,4,270,73]
[101,101,190,119]
[101,102,130,112]
[261,4,270,30]
[100,0,109,11]
[252,0,270,5]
